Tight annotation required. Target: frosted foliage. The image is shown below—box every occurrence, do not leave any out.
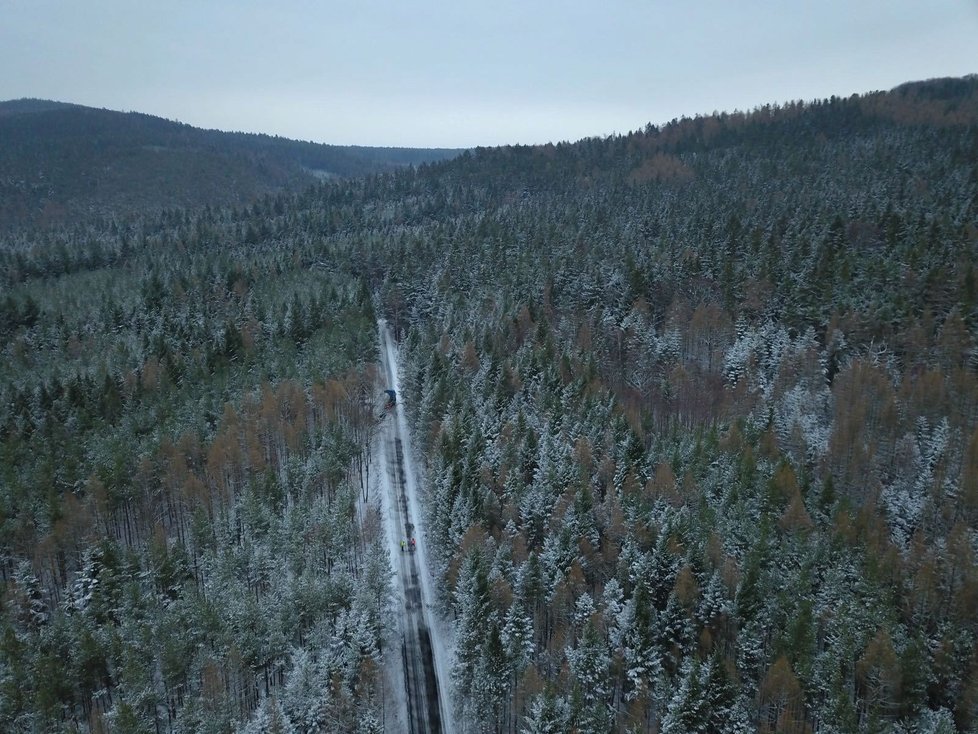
[723,321,791,396]
[621,312,659,388]
[602,578,625,644]
[882,434,927,547]
[916,707,959,734]
[239,697,290,734]
[501,604,535,668]
[519,485,551,543]
[14,561,49,629]
[774,383,830,463]
[659,327,682,364]
[619,601,662,700]
[574,592,596,627]
[520,694,572,734]
[66,550,100,614]
[279,647,325,732]
[882,418,951,546]
[567,622,611,704]
[660,658,705,734]
[533,428,575,491]
[723,326,760,387]
[695,572,731,627]
[354,711,383,734]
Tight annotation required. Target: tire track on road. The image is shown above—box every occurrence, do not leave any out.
[378,321,448,733]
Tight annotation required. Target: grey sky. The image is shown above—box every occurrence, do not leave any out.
[2,0,976,147]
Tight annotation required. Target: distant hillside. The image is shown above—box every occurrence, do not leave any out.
[0,99,461,230]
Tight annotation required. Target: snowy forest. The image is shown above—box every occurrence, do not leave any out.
[2,75,978,732]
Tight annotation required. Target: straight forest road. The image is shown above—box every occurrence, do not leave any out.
[377,321,450,734]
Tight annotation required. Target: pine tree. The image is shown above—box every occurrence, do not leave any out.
[661,657,707,734]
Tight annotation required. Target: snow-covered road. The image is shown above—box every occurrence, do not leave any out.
[376,320,453,733]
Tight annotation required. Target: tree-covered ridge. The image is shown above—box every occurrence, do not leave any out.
[0,98,461,232]
[1,75,977,732]
[376,79,978,731]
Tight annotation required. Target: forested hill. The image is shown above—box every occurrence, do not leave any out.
[2,75,978,732]
[0,98,461,232]
[385,76,978,732]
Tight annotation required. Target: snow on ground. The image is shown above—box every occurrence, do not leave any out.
[376,319,457,732]
[370,442,409,733]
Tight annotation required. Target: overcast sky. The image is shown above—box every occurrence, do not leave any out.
[2,1,976,148]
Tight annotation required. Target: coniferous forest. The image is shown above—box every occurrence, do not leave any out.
[2,76,978,732]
